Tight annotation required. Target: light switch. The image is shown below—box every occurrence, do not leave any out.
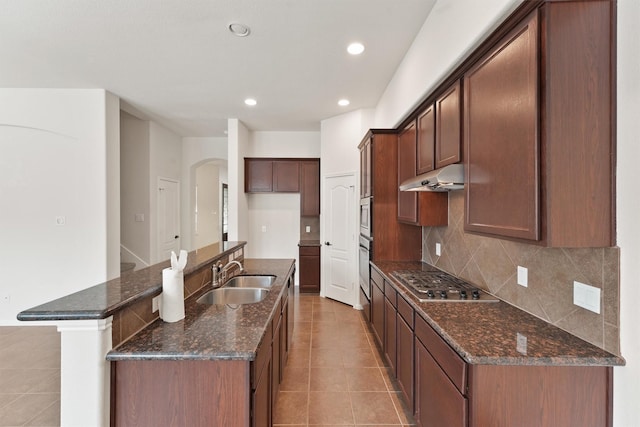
[135,213,144,222]
[516,333,527,355]
[517,266,528,287]
[573,281,601,314]
[435,243,441,256]
[261,225,267,233]
[305,226,311,233]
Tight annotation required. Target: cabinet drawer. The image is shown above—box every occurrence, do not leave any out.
[371,267,384,291]
[299,245,320,256]
[415,314,467,394]
[384,281,397,307]
[251,321,272,389]
[397,294,414,329]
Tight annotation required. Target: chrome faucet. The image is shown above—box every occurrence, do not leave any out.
[211,262,223,288]
[220,260,244,283]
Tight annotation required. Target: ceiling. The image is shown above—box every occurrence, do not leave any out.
[0,0,436,137]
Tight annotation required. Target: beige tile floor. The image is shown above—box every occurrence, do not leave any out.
[0,326,60,427]
[275,294,416,426]
[0,294,415,427]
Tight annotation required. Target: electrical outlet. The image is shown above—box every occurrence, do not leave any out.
[517,266,528,287]
[435,243,441,256]
[135,213,144,222]
[152,295,160,313]
[261,225,267,233]
[573,281,601,314]
[305,226,311,233]
[516,333,528,354]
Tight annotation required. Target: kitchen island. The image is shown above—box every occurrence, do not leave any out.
[370,260,624,427]
[17,241,289,427]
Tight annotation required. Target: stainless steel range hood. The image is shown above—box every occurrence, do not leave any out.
[399,164,464,192]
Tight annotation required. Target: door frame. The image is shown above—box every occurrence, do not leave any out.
[321,172,358,307]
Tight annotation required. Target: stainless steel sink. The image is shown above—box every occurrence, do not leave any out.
[223,275,276,289]
[196,287,269,305]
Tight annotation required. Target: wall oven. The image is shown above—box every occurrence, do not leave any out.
[360,197,372,239]
[359,235,372,321]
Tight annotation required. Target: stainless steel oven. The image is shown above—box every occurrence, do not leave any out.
[359,197,372,239]
[359,235,372,321]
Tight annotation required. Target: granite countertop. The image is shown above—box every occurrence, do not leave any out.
[372,260,625,367]
[298,240,321,247]
[106,258,295,361]
[17,241,247,321]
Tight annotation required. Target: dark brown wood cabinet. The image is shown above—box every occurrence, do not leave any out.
[370,268,385,349]
[397,122,449,227]
[435,80,462,169]
[417,105,435,174]
[245,159,274,193]
[383,285,397,374]
[360,137,372,198]
[300,160,320,216]
[273,160,299,192]
[358,130,422,261]
[298,245,320,293]
[464,2,615,247]
[396,295,414,409]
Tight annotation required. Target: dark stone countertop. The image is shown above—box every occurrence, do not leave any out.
[106,258,295,361]
[298,240,321,247]
[372,260,625,367]
[17,241,247,321]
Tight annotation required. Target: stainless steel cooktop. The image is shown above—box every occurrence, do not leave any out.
[391,270,499,302]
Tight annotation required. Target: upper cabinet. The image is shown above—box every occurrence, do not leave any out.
[417,80,461,175]
[360,137,372,198]
[435,80,462,169]
[245,158,321,216]
[464,1,615,247]
[300,160,320,216]
[397,122,448,227]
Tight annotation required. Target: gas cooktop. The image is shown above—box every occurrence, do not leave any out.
[391,270,499,302]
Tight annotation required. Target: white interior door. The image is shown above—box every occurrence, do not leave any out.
[158,178,180,261]
[322,173,356,306]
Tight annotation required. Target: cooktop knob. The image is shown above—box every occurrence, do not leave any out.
[460,290,467,299]
[426,290,435,299]
[472,289,480,300]
[439,290,448,299]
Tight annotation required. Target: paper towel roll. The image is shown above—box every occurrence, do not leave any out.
[160,267,185,323]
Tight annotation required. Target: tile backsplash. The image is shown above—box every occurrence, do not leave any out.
[422,191,620,355]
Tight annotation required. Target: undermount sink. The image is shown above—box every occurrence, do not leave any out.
[197,287,269,305]
[223,275,276,289]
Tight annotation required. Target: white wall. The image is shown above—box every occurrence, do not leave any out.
[228,119,251,242]
[614,0,640,424]
[374,0,523,128]
[149,121,182,263]
[181,137,228,251]
[194,162,221,249]
[120,112,151,264]
[105,92,121,280]
[0,89,119,324]
[248,131,320,158]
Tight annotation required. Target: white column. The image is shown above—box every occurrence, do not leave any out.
[57,318,113,427]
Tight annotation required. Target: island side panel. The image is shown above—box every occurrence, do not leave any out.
[111,359,250,426]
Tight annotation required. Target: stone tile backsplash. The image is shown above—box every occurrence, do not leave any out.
[422,191,620,354]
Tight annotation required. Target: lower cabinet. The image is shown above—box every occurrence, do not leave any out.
[384,293,397,374]
[396,297,414,409]
[252,356,271,427]
[370,271,385,348]
[299,245,320,293]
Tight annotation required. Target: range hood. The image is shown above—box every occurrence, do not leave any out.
[399,164,464,192]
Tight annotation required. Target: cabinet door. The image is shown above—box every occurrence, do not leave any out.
[252,357,271,427]
[384,296,397,375]
[299,246,320,293]
[464,12,539,241]
[370,280,385,349]
[417,105,435,174]
[360,138,372,198]
[397,121,418,224]
[435,80,461,169]
[245,159,273,193]
[415,339,467,427]
[300,160,320,216]
[271,314,281,411]
[397,315,414,411]
[273,161,300,192]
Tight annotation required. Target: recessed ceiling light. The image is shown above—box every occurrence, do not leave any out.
[338,99,350,106]
[244,98,257,106]
[229,22,251,37]
[347,42,365,55]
